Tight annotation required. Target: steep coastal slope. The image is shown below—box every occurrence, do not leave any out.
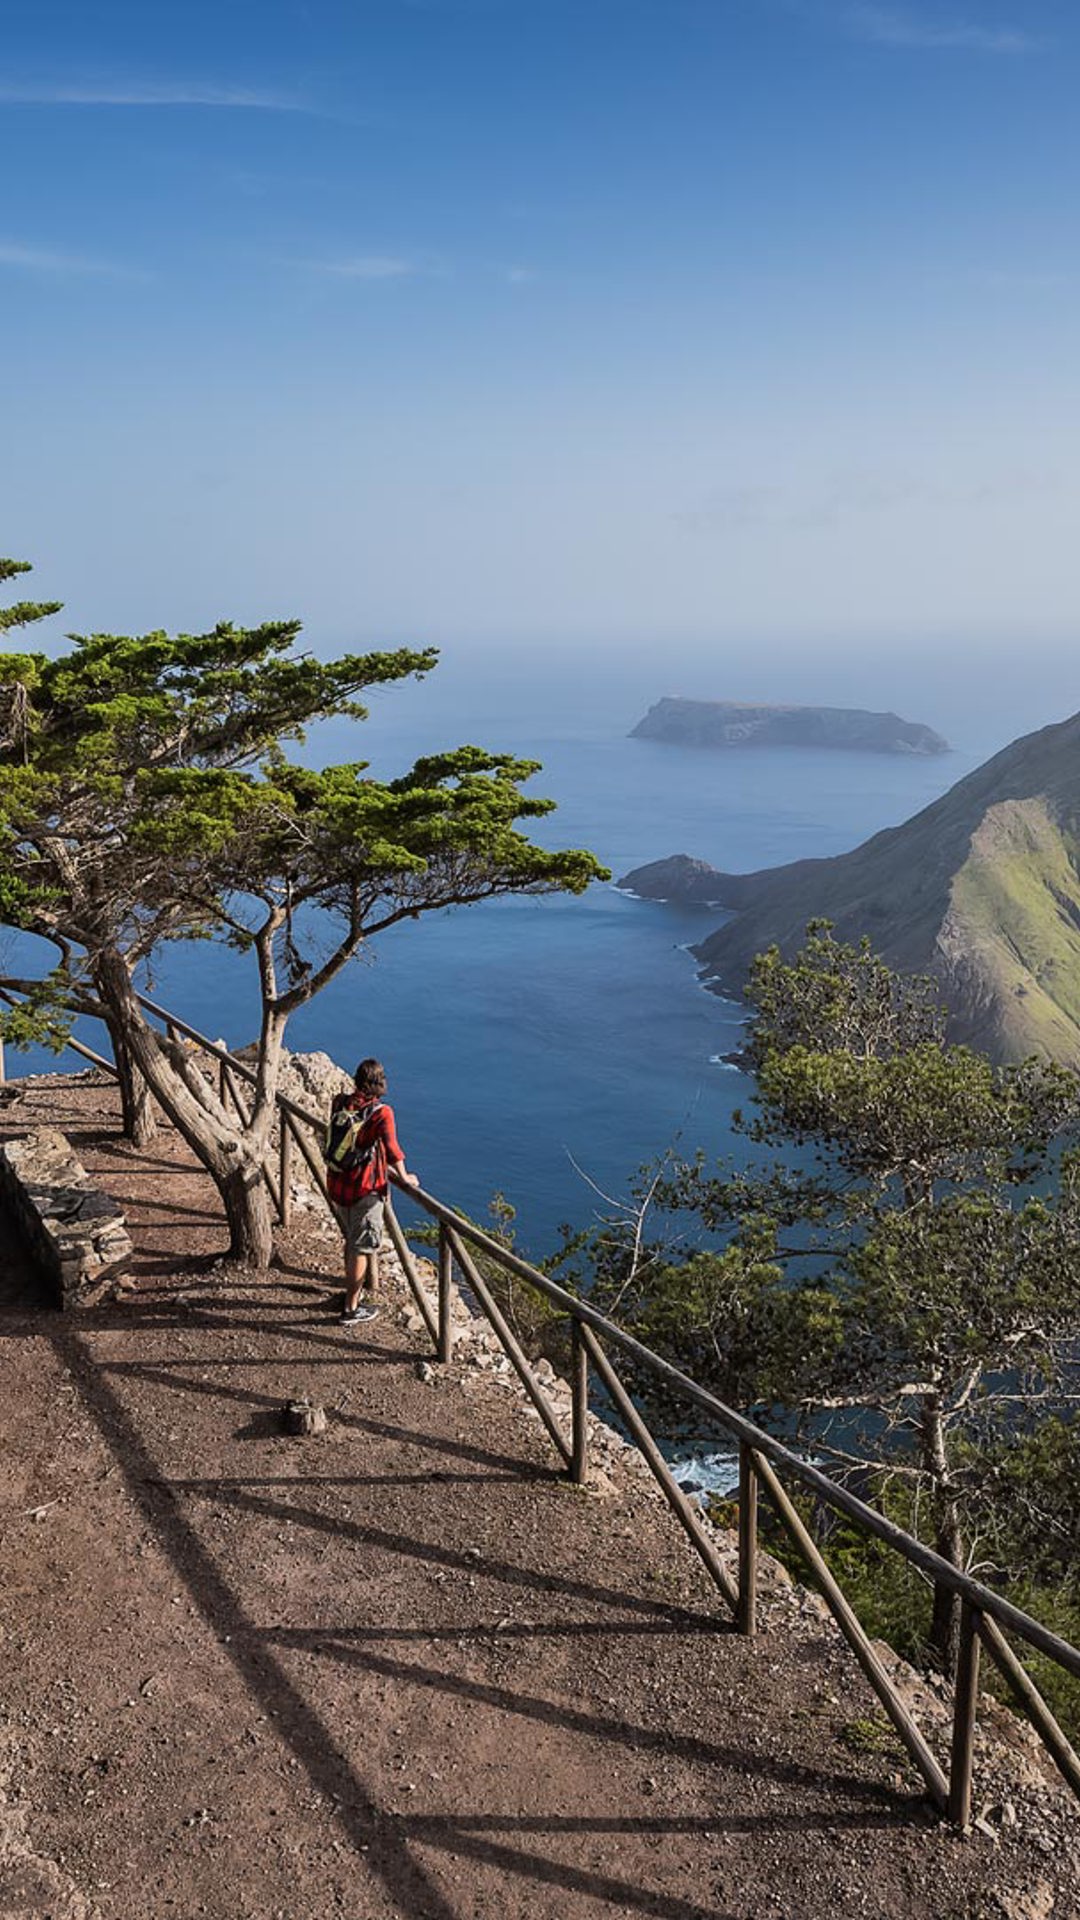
[620,710,1080,1065]
[632,698,949,755]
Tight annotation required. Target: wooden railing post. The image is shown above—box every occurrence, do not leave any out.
[737,1442,759,1637]
[284,1110,332,1204]
[437,1225,453,1363]
[753,1451,949,1812]
[383,1198,440,1349]
[570,1321,589,1485]
[579,1324,739,1612]
[446,1226,572,1466]
[977,1613,1080,1800]
[948,1599,982,1829]
[279,1117,293,1228]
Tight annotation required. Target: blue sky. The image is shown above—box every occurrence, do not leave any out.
[2,0,1078,666]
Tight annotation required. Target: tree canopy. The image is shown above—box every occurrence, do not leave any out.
[564,924,1080,1670]
[0,557,607,1260]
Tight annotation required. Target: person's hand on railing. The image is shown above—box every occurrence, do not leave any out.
[396,1164,420,1190]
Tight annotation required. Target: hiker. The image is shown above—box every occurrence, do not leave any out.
[325,1058,419,1325]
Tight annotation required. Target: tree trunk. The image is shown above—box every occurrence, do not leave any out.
[112,1025,158,1147]
[221,1160,275,1268]
[922,1389,964,1676]
[92,947,279,1270]
[930,1513,964,1678]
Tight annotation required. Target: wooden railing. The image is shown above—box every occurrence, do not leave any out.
[15,990,1080,1831]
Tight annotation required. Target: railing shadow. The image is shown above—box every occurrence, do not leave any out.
[49,1318,462,1920]
[42,1310,914,1920]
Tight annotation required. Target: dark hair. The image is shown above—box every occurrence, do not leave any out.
[354,1057,387,1097]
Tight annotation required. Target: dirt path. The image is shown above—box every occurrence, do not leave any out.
[2,1075,1078,1920]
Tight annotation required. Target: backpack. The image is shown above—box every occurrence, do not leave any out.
[323,1099,385,1190]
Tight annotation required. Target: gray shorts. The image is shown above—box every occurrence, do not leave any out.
[333,1193,385,1259]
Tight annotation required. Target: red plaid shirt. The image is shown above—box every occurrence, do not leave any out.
[326,1094,405,1207]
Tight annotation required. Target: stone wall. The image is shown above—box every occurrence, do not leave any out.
[0,1127,132,1309]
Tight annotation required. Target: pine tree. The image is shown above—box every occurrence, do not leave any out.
[0,560,606,1263]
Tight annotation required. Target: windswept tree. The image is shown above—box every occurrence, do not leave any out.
[0,557,606,1264]
[567,925,1080,1671]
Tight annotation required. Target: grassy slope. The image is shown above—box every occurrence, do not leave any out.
[688,712,1080,1065]
[941,798,1080,1063]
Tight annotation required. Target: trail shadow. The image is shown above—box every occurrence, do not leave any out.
[399,1827,741,1920]
[390,1803,928,1919]
[260,1624,895,1800]
[167,1477,725,1629]
[50,1322,462,1920]
[118,1302,420,1350]
[63,1139,191,1175]
[106,1360,558,1478]
[121,1247,230,1279]
[409,1807,919,1836]
[39,1315,918,1920]
[96,1195,222,1225]
[270,1255,346,1282]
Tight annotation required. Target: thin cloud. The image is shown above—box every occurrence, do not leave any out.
[313,255,419,281]
[845,6,1044,53]
[674,464,1068,539]
[972,267,1075,292]
[0,80,311,110]
[0,240,136,277]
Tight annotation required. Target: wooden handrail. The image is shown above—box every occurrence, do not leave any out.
[377,1177,1080,1681]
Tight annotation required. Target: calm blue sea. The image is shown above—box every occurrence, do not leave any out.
[15,649,1038,1256]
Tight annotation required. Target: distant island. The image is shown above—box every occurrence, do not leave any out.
[631,698,950,756]
[619,708,1080,1068]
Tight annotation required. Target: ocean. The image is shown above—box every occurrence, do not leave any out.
[15,644,1023,1257]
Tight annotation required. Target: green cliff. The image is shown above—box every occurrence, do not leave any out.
[619,710,1080,1066]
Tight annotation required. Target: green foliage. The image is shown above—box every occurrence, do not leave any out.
[0,556,62,636]
[996,1577,1080,1740]
[642,927,1080,1433]
[0,566,607,1032]
[0,554,607,1260]
[767,1478,935,1668]
[0,971,75,1053]
[746,923,1078,1196]
[566,1187,844,1425]
[837,1715,907,1759]
[743,920,943,1068]
[749,1454,1080,1742]
[569,922,1080,1677]
[968,1417,1080,1734]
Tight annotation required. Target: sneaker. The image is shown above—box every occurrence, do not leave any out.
[341,1302,379,1325]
